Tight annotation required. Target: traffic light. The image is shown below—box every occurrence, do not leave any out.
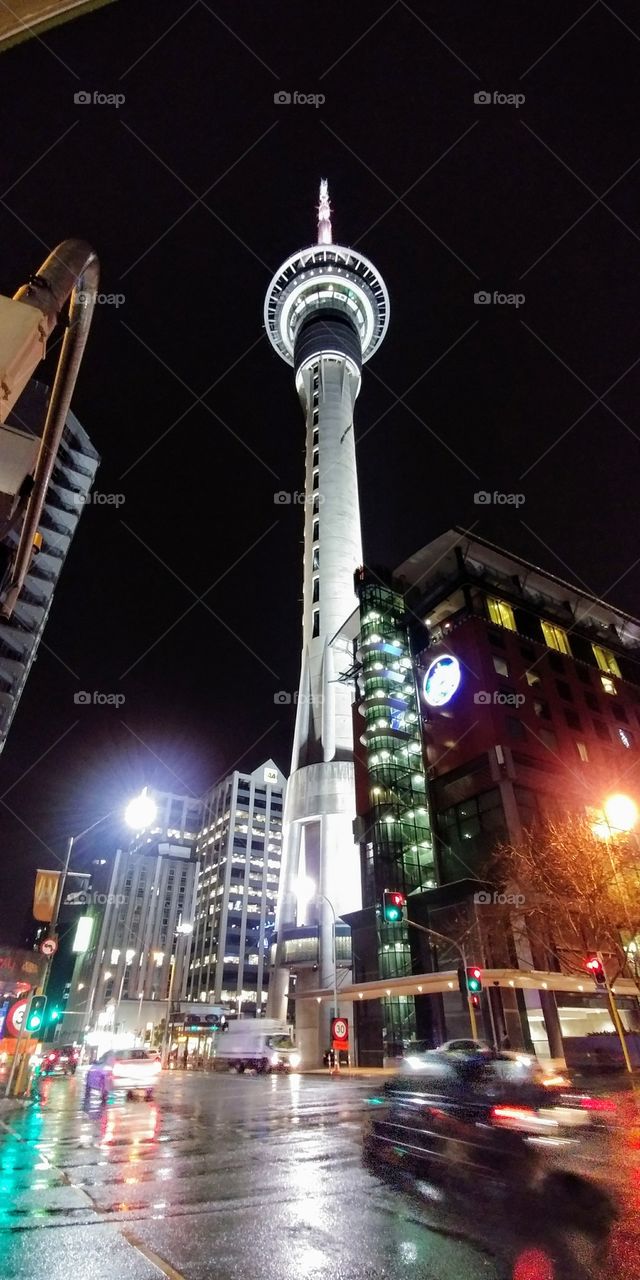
[382,890,406,922]
[26,995,47,1033]
[49,1006,60,1022]
[465,966,483,995]
[586,956,606,987]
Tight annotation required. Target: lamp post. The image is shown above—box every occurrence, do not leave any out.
[161,919,193,1068]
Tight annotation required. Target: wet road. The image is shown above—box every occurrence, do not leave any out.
[0,1070,639,1280]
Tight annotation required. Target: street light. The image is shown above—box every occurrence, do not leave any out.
[603,793,639,834]
[161,919,194,1068]
[124,788,157,833]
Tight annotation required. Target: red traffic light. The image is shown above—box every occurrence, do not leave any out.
[382,890,406,922]
[389,892,405,907]
[586,957,606,986]
[465,966,483,994]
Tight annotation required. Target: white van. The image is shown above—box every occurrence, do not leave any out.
[212,1019,301,1074]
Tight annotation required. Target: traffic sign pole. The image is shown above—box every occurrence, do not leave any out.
[4,991,34,1098]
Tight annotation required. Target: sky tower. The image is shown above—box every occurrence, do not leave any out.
[265,183,389,1049]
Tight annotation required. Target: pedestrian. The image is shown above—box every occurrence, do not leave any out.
[182,1046,188,1070]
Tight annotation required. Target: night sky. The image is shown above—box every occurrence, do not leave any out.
[1,0,639,941]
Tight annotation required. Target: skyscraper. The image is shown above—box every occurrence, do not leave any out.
[264,184,389,1053]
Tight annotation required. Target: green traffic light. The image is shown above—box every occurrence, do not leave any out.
[27,1015,42,1031]
[385,906,401,922]
[50,1009,60,1020]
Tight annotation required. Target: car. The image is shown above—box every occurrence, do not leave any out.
[40,1045,79,1076]
[364,1051,618,1272]
[438,1037,490,1054]
[84,1049,161,1101]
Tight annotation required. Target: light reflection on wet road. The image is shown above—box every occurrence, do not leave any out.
[0,1071,638,1279]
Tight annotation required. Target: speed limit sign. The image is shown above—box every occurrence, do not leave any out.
[331,1017,349,1050]
[40,937,58,957]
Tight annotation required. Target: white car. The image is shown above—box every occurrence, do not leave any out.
[85,1049,160,1101]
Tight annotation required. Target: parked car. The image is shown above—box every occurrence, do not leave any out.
[84,1049,161,1101]
[40,1045,79,1076]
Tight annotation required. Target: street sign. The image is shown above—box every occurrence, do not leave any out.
[331,1016,349,1050]
[39,937,58,957]
[5,998,28,1037]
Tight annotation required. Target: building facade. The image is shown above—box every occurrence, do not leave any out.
[0,380,99,752]
[64,791,200,1046]
[188,761,286,1015]
[264,184,390,1057]
[338,530,640,1065]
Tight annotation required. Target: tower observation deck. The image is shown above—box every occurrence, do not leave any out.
[264,183,389,1058]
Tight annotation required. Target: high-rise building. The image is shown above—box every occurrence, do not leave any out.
[0,1,116,52]
[64,791,200,1047]
[188,761,286,1015]
[264,183,389,1055]
[334,530,640,1065]
[0,380,99,752]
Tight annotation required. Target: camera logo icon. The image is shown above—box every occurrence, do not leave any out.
[74,690,92,705]
[474,690,492,705]
[474,91,492,105]
[473,490,491,505]
[74,90,92,105]
[274,91,292,105]
[274,690,292,705]
[474,291,492,305]
[274,491,292,504]
[474,890,493,904]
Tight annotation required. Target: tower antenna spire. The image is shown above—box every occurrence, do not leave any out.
[317,178,332,245]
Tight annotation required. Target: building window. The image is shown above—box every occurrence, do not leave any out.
[576,741,589,761]
[601,675,616,696]
[525,669,541,687]
[493,656,509,677]
[538,727,558,752]
[312,547,319,571]
[584,690,599,712]
[312,577,319,603]
[619,728,633,749]
[312,470,319,491]
[312,610,320,638]
[541,620,571,655]
[556,679,573,701]
[576,666,591,684]
[312,495,320,514]
[312,521,319,542]
[593,720,609,742]
[565,709,581,730]
[312,450,319,468]
[533,700,551,719]
[487,597,516,631]
[592,644,621,678]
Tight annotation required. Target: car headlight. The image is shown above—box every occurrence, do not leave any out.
[406,1055,424,1070]
[271,1053,280,1066]
[289,1053,301,1069]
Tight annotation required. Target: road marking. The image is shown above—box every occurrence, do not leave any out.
[122,1229,187,1280]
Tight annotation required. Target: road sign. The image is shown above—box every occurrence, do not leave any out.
[331,1016,349,1050]
[5,998,28,1037]
[39,937,58,957]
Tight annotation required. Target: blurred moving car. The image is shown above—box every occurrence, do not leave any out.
[84,1049,161,1101]
[40,1044,79,1076]
[364,1051,617,1270]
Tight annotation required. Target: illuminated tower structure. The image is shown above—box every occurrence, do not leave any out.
[264,183,389,1054]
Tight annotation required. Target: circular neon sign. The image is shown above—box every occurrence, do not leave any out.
[423,655,461,707]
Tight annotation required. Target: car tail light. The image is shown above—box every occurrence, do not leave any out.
[490,1105,558,1133]
[46,1053,56,1062]
[578,1095,616,1113]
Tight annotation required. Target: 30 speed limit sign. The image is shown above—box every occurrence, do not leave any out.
[331,1017,349,1050]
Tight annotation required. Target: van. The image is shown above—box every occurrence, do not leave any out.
[212,1019,301,1074]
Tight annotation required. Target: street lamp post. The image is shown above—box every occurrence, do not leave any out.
[161,919,193,1069]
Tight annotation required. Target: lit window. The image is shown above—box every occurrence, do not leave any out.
[619,728,633,749]
[525,669,541,687]
[576,741,589,761]
[487,597,516,631]
[592,644,621,678]
[601,675,616,696]
[541,620,571,655]
[493,656,509,677]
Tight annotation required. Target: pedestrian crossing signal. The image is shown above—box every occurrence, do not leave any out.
[382,890,406,922]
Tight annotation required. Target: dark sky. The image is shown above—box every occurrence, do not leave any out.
[1,0,640,941]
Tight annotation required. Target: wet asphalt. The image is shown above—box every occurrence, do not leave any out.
[0,1070,639,1280]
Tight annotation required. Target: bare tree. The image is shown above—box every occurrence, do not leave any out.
[487,814,640,982]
